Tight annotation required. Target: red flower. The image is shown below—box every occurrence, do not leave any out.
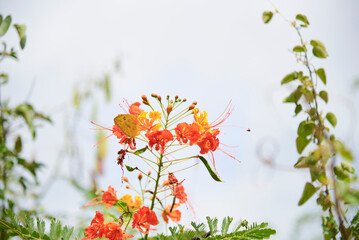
[104,222,134,240]
[129,102,144,116]
[173,184,187,204]
[80,211,105,240]
[175,122,201,145]
[147,129,174,154]
[196,129,220,154]
[132,206,159,234]
[162,204,181,224]
[102,186,118,208]
[84,186,119,208]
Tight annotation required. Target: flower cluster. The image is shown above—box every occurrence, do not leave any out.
[82,186,158,239]
[80,211,133,240]
[85,94,236,238]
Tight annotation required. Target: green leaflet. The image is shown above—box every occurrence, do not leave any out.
[198,156,222,182]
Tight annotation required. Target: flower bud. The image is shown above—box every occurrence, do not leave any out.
[141,95,149,105]
[188,104,195,111]
[151,93,157,98]
[123,176,129,182]
[183,98,187,102]
[192,101,197,105]
[148,171,151,175]
[126,185,130,189]
[167,104,173,114]
[138,173,143,180]
[157,95,162,101]
[175,95,179,100]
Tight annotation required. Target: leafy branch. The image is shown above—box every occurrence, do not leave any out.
[148,217,276,240]
[0,210,80,240]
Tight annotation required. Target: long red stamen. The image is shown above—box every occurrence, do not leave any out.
[90,121,113,131]
[210,101,233,129]
[218,147,240,163]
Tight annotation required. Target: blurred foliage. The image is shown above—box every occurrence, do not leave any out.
[263,9,359,239]
[0,14,51,239]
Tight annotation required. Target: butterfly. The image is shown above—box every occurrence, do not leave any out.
[114,114,139,138]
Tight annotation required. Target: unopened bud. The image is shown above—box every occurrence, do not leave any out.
[167,104,173,114]
[183,98,187,102]
[148,171,151,175]
[151,93,157,98]
[192,101,197,105]
[123,176,129,182]
[157,95,162,101]
[166,95,170,100]
[175,95,179,100]
[138,173,143,180]
[126,185,130,189]
[141,95,149,105]
[188,104,195,110]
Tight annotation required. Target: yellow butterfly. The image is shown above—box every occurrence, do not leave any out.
[114,114,139,138]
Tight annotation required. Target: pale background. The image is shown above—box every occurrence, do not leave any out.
[1,0,359,239]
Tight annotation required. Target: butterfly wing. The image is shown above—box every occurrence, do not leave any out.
[114,114,139,138]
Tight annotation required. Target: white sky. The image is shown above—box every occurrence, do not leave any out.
[1,0,359,239]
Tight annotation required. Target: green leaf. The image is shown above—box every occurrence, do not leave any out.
[301,87,314,102]
[293,45,306,52]
[319,91,328,103]
[283,88,302,104]
[198,156,222,182]
[221,216,233,235]
[334,166,350,182]
[296,14,310,27]
[14,136,22,153]
[125,165,138,172]
[281,71,299,85]
[0,15,3,26]
[341,161,355,174]
[296,136,311,154]
[326,112,337,127]
[297,120,315,138]
[294,104,302,115]
[13,24,26,49]
[262,11,273,24]
[0,15,11,37]
[310,40,328,58]
[316,68,327,84]
[133,146,147,155]
[298,182,318,206]
[294,156,316,169]
[0,73,9,84]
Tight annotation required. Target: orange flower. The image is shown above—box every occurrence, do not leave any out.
[196,129,220,154]
[104,222,134,240]
[138,111,161,133]
[80,211,105,240]
[175,122,201,145]
[147,129,174,154]
[162,204,181,224]
[173,184,188,204]
[121,194,142,211]
[132,206,159,234]
[84,186,119,208]
[129,102,144,116]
